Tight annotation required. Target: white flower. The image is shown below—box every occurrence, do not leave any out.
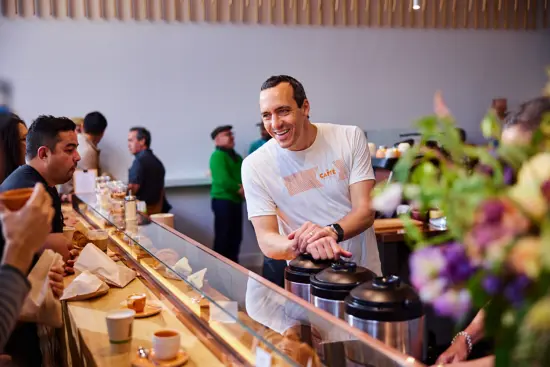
[372,183,403,215]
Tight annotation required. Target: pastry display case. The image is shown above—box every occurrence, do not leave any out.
[71,193,426,367]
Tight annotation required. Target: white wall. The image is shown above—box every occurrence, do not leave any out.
[1,18,548,266]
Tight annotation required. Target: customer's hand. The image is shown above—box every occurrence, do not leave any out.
[238,185,245,198]
[305,237,352,260]
[63,248,80,276]
[0,183,54,273]
[48,263,65,298]
[436,336,469,364]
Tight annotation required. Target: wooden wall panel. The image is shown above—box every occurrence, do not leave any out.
[1,0,548,29]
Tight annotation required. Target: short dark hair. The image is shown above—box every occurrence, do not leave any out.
[261,75,308,108]
[83,111,108,136]
[0,113,26,180]
[130,127,151,147]
[26,115,76,159]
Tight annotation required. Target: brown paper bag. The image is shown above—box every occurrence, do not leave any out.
[19,249,63,328]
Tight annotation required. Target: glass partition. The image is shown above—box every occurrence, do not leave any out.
[73,193,426,367]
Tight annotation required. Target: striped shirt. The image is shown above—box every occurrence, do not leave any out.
[0,264,31,352]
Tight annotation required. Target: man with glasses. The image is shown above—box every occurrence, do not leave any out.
[209,125,244,263]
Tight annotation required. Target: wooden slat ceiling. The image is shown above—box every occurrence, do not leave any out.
[1,0,549,29]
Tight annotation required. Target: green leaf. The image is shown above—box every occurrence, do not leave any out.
[399,214,425,247]
[481,110,502,140]
[497,144,531,171]
[540,215,550,271]
[467,271,491,309]
[393,146,421,183]
[415,115,439,141]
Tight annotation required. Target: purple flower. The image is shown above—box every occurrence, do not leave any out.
[541,180,550,203]
[440,243,476,284]
[503,165,515,185]
[482,275,500,295]
[433,289,472,319]
[504,275,530,308]
[481,199,505,223]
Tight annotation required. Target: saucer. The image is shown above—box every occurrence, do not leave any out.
[149,349,188,366]
[120,302,162,318]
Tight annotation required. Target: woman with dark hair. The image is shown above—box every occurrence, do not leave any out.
[0,113,27,183]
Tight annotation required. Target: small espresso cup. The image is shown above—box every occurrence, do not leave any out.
[126,293,147,313]
[152,329,181,360]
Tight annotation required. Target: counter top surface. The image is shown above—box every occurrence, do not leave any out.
[63,269,223,367]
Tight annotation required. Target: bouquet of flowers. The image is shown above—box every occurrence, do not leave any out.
[372,69,550,366]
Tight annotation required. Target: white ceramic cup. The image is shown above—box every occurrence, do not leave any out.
[63,226,76,241]
[106,309,135,353]
[150,213,174,229]
[152,329,181,360]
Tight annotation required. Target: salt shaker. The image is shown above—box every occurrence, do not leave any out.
[125,190,137,222]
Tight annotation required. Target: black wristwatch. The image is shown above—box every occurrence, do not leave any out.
[328,223,344,243]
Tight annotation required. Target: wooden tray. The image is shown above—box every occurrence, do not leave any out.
[373,218,423,231]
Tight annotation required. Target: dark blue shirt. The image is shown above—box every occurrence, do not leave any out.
[129,149,166,206]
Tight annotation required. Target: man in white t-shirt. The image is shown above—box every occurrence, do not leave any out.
[241,75,381,274]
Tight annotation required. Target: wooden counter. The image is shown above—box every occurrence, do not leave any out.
[62,272,223,367]
[374,222,447,243]
[61,212,225,367]
[63,206,321,367]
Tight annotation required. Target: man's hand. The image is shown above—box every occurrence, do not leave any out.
[305,237,352,260]
[238,184,245,198]
[288,221,338,253]
[64,248,80,275]
[0,184,54,273]
[48,263,65,298]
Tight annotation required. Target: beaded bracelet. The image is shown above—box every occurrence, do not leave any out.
[452,331,473,355]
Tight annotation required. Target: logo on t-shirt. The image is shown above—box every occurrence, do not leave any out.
[282,159,349,196]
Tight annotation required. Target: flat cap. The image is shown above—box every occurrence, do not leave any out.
[211,125,233,140]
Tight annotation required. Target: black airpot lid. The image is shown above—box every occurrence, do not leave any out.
[310,261,376,301]
[284,253,333,284]
[345,275,424,322]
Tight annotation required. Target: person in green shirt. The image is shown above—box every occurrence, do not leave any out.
[248,122,272,155]
[209,125,244,263]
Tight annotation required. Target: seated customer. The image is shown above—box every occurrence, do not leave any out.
[0,116,77,366]
[1,115,79,262]
[0,184,54,352]
[127,127,171,214]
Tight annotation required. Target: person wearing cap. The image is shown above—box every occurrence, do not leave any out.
[209,125,244,263]
[248,122,272,155]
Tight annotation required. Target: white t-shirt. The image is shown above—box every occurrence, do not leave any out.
[241,123,381,275]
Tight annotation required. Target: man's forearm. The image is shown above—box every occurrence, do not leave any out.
[336,207,375,241]
[258,232,295,260]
